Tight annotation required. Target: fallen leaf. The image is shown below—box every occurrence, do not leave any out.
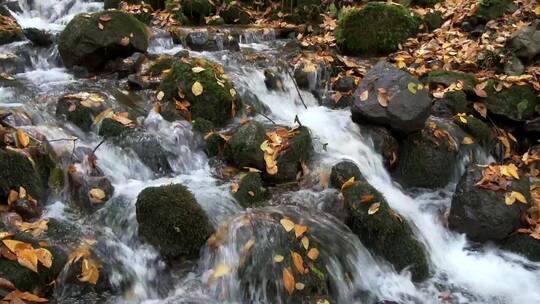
[283,267,295,295]
[462,136,474,145]
[89,188,106,204]
[377,88,389,107]
[291,251,305,274]
[295,282,305,290]
[192,81,203,96]
[301,236,309,250]
[17,248,38,273]
[191,67,206,73]
[473,102,487,118]
[230,89,236,97]
[407,82,417,94]
[79,258,99,285]
[359,90,369,101]
[16,129,30,148]
[231,183,239,193]
[274,255,284,263]
[368,202,381,215]
[280,218,295,232]
[474,82,488,97]
[501,164,519,180]
[34,248,52,269]
[3,290,47,303]
[359,194,374,203]
[248,191,255,197]
[294,225,308,238]
[307,248,319,261]
[457,113,468,124]
[0,276,15,290]
[156,91,165,101]
[340,177,355,191]
[212,263,231,279]
[119,36,130,46]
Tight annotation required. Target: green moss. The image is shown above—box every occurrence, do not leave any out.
[330,160,363,189]
[192,117,215,133]
[269,126,314,184]
[0,149,45,202]
[454,116,496,151]
[136,184,214,259]
[98,118,127,138]
[204,132,225,157]
[226,121,267,169]
[423,11,443,30]
[476,0,515,21]
[335,3,420,55]
[0,14,23,45]
[158,56,237,126]
[207,16,225,25]
[233,172,267,208]
[423,70,478,94]
[148,56,175,76]
[221,4,251,24]
[484,81,537,121]
[441,90,471,114]
[166,0,215,25]
[343,182,429,281]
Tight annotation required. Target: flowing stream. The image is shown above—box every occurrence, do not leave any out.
[2,1,540,303]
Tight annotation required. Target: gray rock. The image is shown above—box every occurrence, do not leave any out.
[507,20,540,62]
[117,130,173,174]
[0,52,25,74]
[351,61,431,134]
[503,55,525,76]
[23,28,53,47]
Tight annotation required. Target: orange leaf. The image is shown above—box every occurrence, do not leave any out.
[283,267,295,295]
[291,251,306,274]
[294,225,308,238]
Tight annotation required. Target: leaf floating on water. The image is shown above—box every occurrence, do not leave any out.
[301,236,309,250]
[16,129,30,148]
[307,248,319,261]
[79,258,99,285]
[273,255,284,263]
[295,282,305,290]
[283,267,295,295]
[192,81,204,96]
[368,202,381,215]
[359,90,369,101]
[280,218,295,232]
[340,176,355,191]
[191,67,206,73]
[212,263,231,279]
[294,225,308,238]
[462,136,474,145]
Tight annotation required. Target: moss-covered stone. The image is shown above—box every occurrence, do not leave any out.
[335,3,420,55]
[220,3,251,24]
[423,70,478,95]
[233,172,267,208]
[204,132,226,157]
[453,115,497,151]
[158,56,238,127]
[330,160,364,189]
[58,10,149,70]
[226,121,267,169]
[501,234,540,262]
[166,0,215,25]
[475,0,515,21]
[98,118,128,138]
[136,184,214,259]
[423,11,443,30]
[343,181,429,281]
[0,12,24,45]
[484,81,537,121]
[106,0,166,9]
[0,149,45,202]
[191,117,215,133]
[147,56,176,76]
[432,90,472,117]
[55,93,108,132]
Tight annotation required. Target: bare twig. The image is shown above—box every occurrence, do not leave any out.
[284,66,308,109]
[259,111,276,125]
[92,139,106,154]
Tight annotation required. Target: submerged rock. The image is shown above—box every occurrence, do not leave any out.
[136,184,214,259]
[351,61,431,134]
[55,92,108,132]
[336,3,420,55]
[449,165,530,242]
[58,11,149,71]
[342,181,430,282]
[501,234,540,262]
[116,130,173,174]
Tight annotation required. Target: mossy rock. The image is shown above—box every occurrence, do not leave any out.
[204,132,226,157]
[158,56,238,127]
[475,0,516,21]
[167,0,215,25]
[0,149,45,202]
[329,160,364,189]
[136,184,214,259]
[423,11,443,31]
[207,16,225,25]
[423,70,478,95]
[147,56,176,76]
[0,11,23,45]
[220,4,251,25]
[335,3,420,55]
[191,117,215,134]
[106,0,165,9]
[58,10,149,71]
[342,181,429,281]
[55,93,108,132]
[225,121,267,169]
[453,115,497,152]
[233,172,267,208]
[431,90,472,118]
[484,81,537,121]
[501,234,540,262]
[98,118,128,138]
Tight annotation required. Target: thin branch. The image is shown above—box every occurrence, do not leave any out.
[92,139,106,154]
[259,111,276,125]
[284,66,308,109]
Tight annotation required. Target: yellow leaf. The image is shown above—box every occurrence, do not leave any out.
[191,67,206,73]
[280,218,295,232]
[368,202,381,215]
[359,90,369,101]
[34,248,52,269]
[502,164,519,180]
[295,282,305,290]
[156,91,165,101]
[212,263,231,279]
[462,136,474,145]
[79,258,99,285]
[505,193,516,205]
[307,248,319,261]
[16,129,30,148]
[473,102,487,118]
[505,191,527,205]
[457,113,467,124]
[407,82,417,94]
[192,81,203,96]
[18,219,49,237]
[260,140,274,154]
[340,176,355,191]
[291,251,306,274]
[283,267,295,295]
[93,108,114,125]
[2,239,31,253]
[301,236,309,250]
[230,183,239,193]
[17,248,38,273]
[89,188,106,204]
[294,225,308,238]
[230,89,237,97]
[512,191,527,204]
[273,255,284,263]
[18,187,26,199]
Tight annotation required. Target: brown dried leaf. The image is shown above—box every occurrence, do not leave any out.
[283,267,295,295]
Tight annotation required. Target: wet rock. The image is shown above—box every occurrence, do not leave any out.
[220,3,251,25]
[58,11,149,71]
[11,197,41,220]
[167,0,215,25]
[158,56,238,127]
[359,124,399,169]
[423,70,478,95]
[423,12,443,31]
[68,169,115,213]
[342,180,430,281]
[103,51,147,76]
[475,0,516,22]
[351,61,431,134]
[226,121,267,170]
[233,172,267,208]
[203,132,225,158]
[105,0,165,9]
[334,76,356,93]
[183,31,240,52]
[23,27,53,47]
[240,90,270,116]
[330,160,364,189]
[116,130,173,174]
[501,234,540,262]
[98,117,128,138]
[484,81,537,122]
[0,9,24,45]
[264,68,285,91]
[335,3,420,55]
[55,92,108,132]
[392,118,461,189]
[453,115,497,152]
[0,149,46,202]
[507,20,540,62]
[449,165,530,242]
[431,91,472,118]
[503,55,525,76]
[0,52,25,74]
[136,183,214,259]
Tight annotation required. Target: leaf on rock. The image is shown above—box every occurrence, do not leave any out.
[407,82,417,94]
[473,102,487,118]
[89,188,106,204]
[307,248,319,261]
[457,113,467,124]
[294,225,308,238]
[274,255,284,263]
[18,219,49,237]
[340,177,355,191]
[280,218,295,232]
[191,67,206,73]
[34,248,52,269]
[368,202,381,215]
[119,36,130,46]
[291,251,306,274]
[17,248,38,273]
[359,90,369,101]
[230,183,239,193]
[79,258,99,285]
[283,267,295,295]
[474,82,488,98]
[0,276,15,291]
[359,194,374,204]
[16,129,30,148]
[501,164,519,180]
[462,136,474,145]
[295,282,305,290]
[192,81,204,96]
[377,88,389,107]
[3,290,48,303]
[230,89,237,97]
[505,191,527,205]
[156,91,165,101]
[301,236,309,250]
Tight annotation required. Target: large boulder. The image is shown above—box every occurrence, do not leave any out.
[0,8,23,45]
[226,121,267,170]
[0,149,46,202]
[449,165,530,242]
[158,56,238,127]
[342,180,430,282]
[392,118,462,189]
[501,234,540,262]
[233,172,267,208]
[351,61,431,134]
[55,92,108,132]
[507,20,540,62]
[58,11,149,71]
[136,184,214,259]
[484,81,537,122]
[335,3,420,55]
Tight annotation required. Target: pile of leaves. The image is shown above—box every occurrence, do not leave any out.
[260,126,300,175]
[67,240,100,285]
[0,235,52,274]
